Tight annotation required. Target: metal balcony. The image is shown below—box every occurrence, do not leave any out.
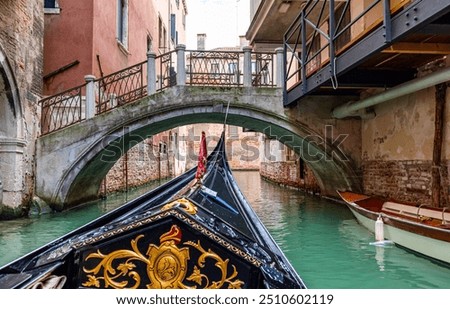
[283,0,450,106]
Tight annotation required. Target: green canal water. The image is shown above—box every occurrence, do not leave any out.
[1,171,450,288]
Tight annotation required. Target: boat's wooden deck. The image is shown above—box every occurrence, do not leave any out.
[382,201,450,229]
[338,191,450,229]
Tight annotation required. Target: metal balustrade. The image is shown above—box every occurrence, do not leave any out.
[96,61,147,115]
[39,47,281,135]
[40,84,84,135]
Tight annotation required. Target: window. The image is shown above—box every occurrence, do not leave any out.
[228,126,238,138]
[228,62,237,74]
[44,0,57,8]
[117,0,128,47]
[44,0,60,14]
[228,62,238,83]
[299,158,305,180]
[170,14,176,43]
[251,61,257,74]
[159,142,167,154]
[159,17,167,50]
[335,4,351,53]
[147,35,153,52]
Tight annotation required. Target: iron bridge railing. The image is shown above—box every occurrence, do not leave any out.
[39,48,280,136]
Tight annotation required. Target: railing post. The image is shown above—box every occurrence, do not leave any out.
[243,46,252,87]
[147,51,156,95]
[275,47,285,88]
[84,75,96,119]
[176,44,186,86]
[383,0,392,43]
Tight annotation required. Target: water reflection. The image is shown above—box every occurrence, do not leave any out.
[375,246,386,272]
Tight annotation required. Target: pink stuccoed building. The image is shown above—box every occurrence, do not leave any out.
[43,0,187,95]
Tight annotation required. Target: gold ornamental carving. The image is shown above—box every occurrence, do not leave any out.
[82,225,244,289]
[161,198,198,215]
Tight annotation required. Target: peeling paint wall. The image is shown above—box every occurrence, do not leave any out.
[362,67,450,206]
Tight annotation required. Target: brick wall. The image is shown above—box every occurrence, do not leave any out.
[101,139,174,194]
[0,0,43,95]
[363,160,449,206]
[260,161,320,194]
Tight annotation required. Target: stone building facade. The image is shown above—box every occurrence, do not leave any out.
[0,0,43,218]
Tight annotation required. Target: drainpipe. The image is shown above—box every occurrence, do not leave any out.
[332,66,450,119]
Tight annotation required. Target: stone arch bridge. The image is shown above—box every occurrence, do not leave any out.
[36,85,362,209]
[37,47,362,209]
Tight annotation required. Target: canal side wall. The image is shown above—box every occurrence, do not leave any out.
[100,124,261,195]
[361,62,450,207]
[0,1,43,219]
[260,161,320,194]
[100,140,173,195]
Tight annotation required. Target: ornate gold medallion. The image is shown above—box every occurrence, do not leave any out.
[146,225,189,288]
[82,224,244,289]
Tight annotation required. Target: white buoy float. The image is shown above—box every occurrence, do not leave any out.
[375,215,384,241]
[370,214,394,247]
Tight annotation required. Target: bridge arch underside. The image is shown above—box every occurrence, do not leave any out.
[52,105,361,210]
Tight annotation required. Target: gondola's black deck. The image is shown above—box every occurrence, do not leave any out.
[0,134,306,289]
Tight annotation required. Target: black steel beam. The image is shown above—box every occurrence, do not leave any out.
[417,23,450,35]
[330,68,417,88]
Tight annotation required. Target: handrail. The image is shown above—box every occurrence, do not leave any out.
[39,48,279,136]
[283,0,409,100]
[40,84,85,135]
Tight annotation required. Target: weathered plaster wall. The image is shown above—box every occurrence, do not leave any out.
[43,0,93,94]
[361,68,450,206]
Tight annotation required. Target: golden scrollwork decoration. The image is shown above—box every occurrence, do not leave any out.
[82,225,244,289]
[161,198,198,215]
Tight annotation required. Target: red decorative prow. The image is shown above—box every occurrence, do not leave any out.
[195,131,207,180]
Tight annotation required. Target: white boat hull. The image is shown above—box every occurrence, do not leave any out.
[348,206,450,265]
